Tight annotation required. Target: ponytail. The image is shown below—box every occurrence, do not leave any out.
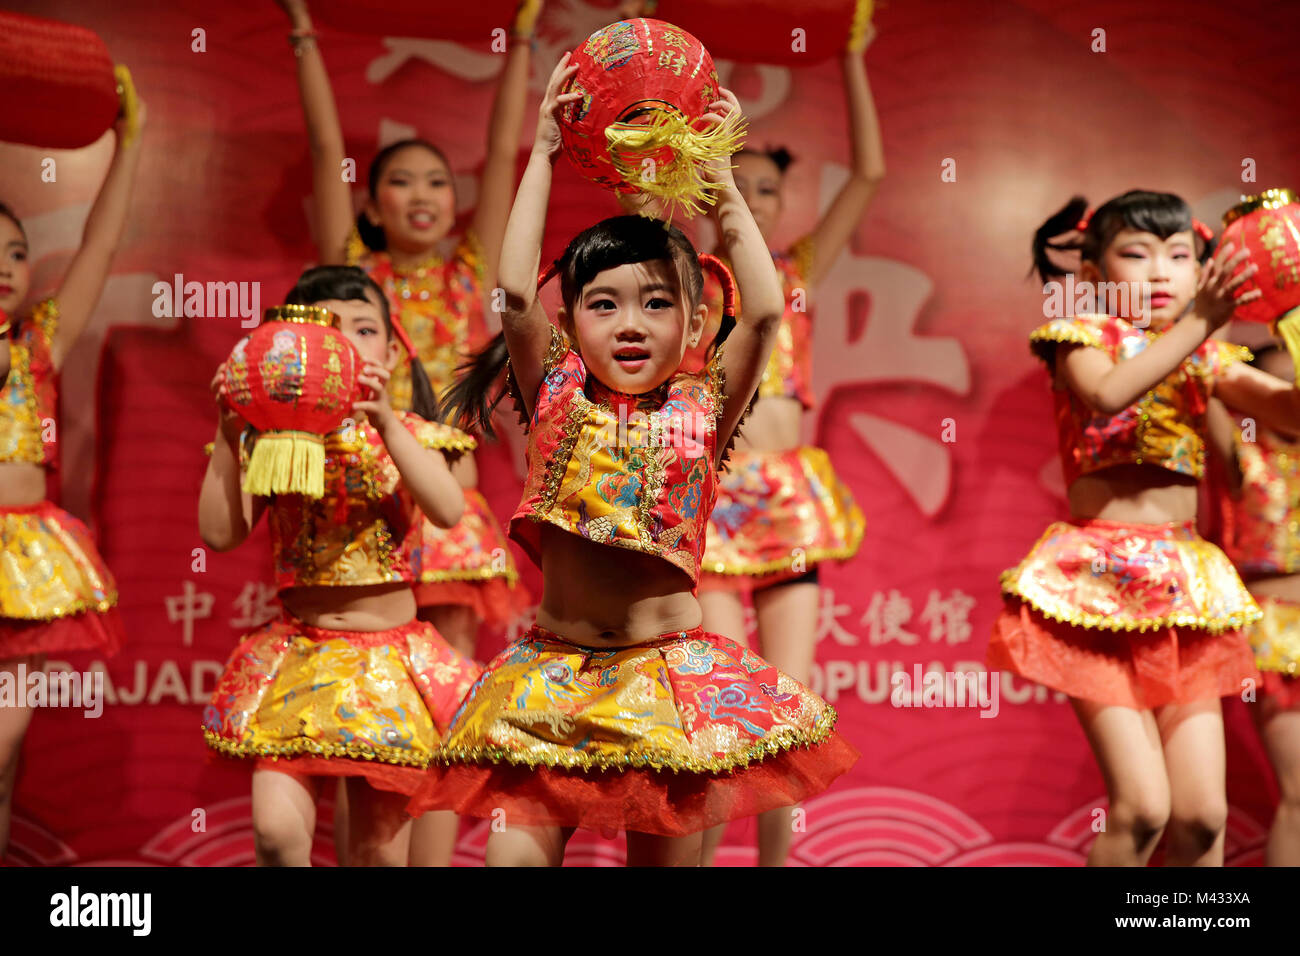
[1030,196,1090,283]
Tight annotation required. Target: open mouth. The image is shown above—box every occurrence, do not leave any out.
[407,209,435,230]
[614,346,650,370]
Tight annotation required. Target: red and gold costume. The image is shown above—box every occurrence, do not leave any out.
[349,229,528,628]
[1219,425,1300,710]
[988,314,1260,708]
[0,298,122,658]
[202,411,482,795]
[700,240,864,590]
[407,328,857,835]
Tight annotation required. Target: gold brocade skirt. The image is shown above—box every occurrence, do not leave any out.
[1245,595,1300,710]
[700,446,864,589]
[0,501,123,659]
[202,613,481,795]
[989,518,1260,708]
[405,624,859,835]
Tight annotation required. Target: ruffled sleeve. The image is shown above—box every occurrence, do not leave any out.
[786,235,815,285]
[1028,315,1109,365]
[395,410,477,457]
[456,229,488,294]
[30,297,59,346]
[505,325,575,432]
[1187,339,1253,386]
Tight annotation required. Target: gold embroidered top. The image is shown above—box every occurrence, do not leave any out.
[0,298,58,467]
[1221,425,1300,576]
[259,411,475,591]
[1029,314,1251,486]
[348,228,488,412]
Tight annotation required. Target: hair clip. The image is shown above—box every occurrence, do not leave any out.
[1075,209,1094,232]
[1192,219,1214,242]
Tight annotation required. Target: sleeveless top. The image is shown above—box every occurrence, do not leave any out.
[1220,425,1300,576]
[1029,314,1251,486]
[256,410,475,591]
[0,298,58,467]
[701,237,815,409]
[347,228,488,411]
[508,327,729,582]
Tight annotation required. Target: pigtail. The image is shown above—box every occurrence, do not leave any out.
[395,311,443,424]
[1030,196,1090,283]
[698,253,738,354]
[355,212,386,253]
[438,260,564,437]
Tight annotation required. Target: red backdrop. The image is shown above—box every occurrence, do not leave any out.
[3,0,1298,866]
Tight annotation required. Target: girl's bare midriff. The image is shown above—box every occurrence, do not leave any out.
[1067,463,1198,524]
[280,581,417,632]
[0,462,49,507]
[732,394,802,453]
[536,524,703,646]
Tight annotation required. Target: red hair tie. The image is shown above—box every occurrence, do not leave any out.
[537,259,561,290]
[697,254,737,320]
[387,309,417,362]
[1076,208,1094,232]
[1192,219,1214,242]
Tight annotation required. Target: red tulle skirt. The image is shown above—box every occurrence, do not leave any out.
[1261,672,1300,712]
[412,577,532,630]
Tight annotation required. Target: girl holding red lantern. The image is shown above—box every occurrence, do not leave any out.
[0,75,144,862]
[198,266,481,867]
[986,188,1300,866]
[275,0,535,670]
[406,56,857,866]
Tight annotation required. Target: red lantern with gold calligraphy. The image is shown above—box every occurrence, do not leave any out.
[1221,189,1300,329]
[640,0,875,64]
[558,17,746,220]
[221,305,361,498]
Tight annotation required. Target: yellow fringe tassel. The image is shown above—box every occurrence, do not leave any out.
[243,431,326,498]
[1273,307,1300,385]
[847,0,876,52]
[606,108,748,222]
[511,0,543,37]
[114,64,142,149]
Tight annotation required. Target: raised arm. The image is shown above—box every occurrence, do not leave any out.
[469,3,543,286]
[801,40,885,289]
[198,369,265,551]
[277,0,355,266]
[1058,243,1258,414]
[498,53,581,417]
[708,93,785,462]
[50,71,145,370]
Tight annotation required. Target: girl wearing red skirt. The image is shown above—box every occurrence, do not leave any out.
[986,189,1300,866]
[0,74,143,860]
[198,267,480,865]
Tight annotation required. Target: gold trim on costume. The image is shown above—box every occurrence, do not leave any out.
[203,729,435,768]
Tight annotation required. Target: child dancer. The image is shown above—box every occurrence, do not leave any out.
[198,266,481,866]
[692,39,883,868]
[276,0,534,665]
[1210,343,1300,866]
[0,77,143,860]
[987,189,1300,866]
[406,57,858,867]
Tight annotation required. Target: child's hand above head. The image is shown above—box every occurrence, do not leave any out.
[210,365,245,447]
[534,53,583,162]
[1193,242,1261,331]
[353,361,398,433]
[698,88,742,191]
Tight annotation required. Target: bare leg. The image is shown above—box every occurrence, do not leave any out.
[1254,699,1300,866]
[1158,698,1228,866]
[419,604,479,661]
[697,589,748,866]
[332,778,349,867]
[626,830,703,867]
[1070,697,1171,865]
[344,778,413,866]
[752,579,821,867]
[251,769,319,867]
[0,656,37,861]
[407,811,460,867]
[485,824,573,867]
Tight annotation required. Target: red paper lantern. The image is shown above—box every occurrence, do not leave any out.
[310,0,536,44]
[559,18,746,219]
[641,0,874,64]
[1221,189,1300,327]
[222,305,361,498]
[0,12,120,150]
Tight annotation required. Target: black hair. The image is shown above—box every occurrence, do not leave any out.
[737,145,794,174]
[0,201,27,242]
[1031,190,1214,284]
[356,139,454,253]
[440,215,708,437]
[284,265,441,423]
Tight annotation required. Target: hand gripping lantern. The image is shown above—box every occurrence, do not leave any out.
[221,305,361,499]
[558,18,746,220]
[1221,189,1300,326]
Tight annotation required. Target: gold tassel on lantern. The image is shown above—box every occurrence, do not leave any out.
[606,108,747,221]
[243,431,327,498]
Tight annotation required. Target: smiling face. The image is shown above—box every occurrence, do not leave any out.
[720,151,783,239]
[366,144,456,255]
[1081,227,1199,329]
[564,258,706,394]
[317,290,401,371]
[0,214,31,316]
